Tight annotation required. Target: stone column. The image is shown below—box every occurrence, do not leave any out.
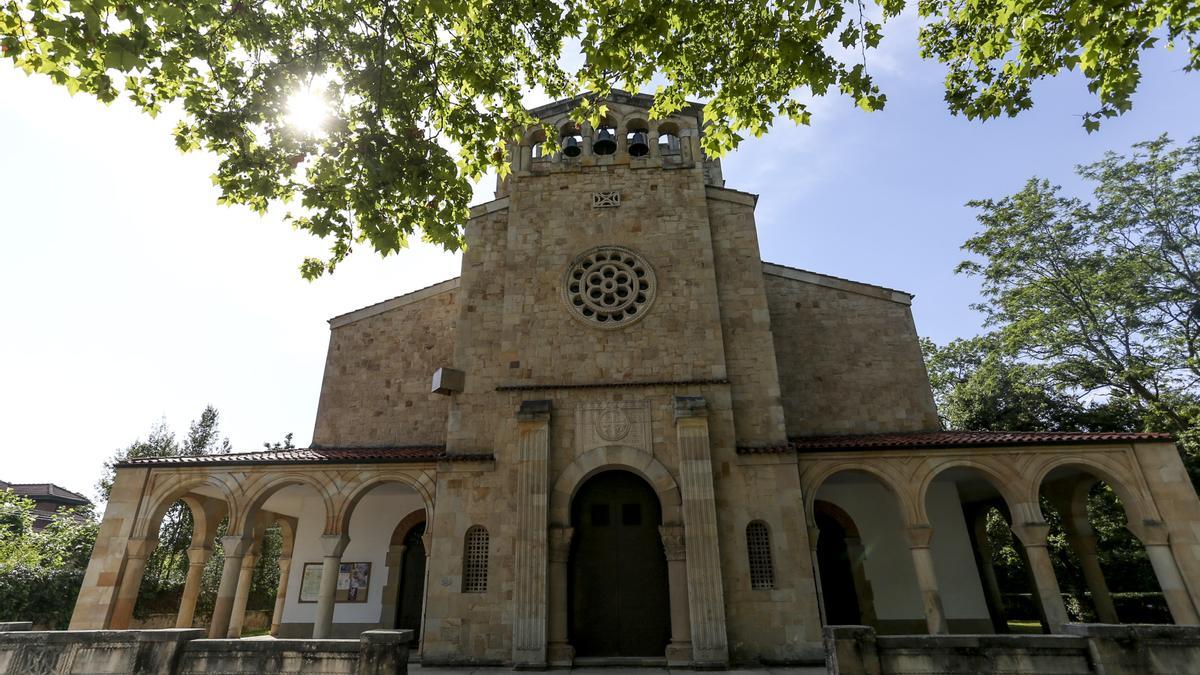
[1137,528,1200,625]
[379,544,407,629]
[808,524,828,626]
[1012,523,1070,633]
[844,536,878,627]
[905,525,948,634]
[227,543,260,638]
[966,508,1009,632]
[648,128,661,159]
[513,400,551,668]
[1046,484,1119,624]
[109,536,158,629]
[547,525,574,666]
[313,533,351,638]
[1065,526,1119,623]
[674,396,729,667]
[660,524,693,666]
[271,553,293,636]
[176,545,212,628]
[209,534,254,638]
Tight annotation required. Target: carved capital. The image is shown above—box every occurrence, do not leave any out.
[1010,522,1052,548]
[549,525,574,563]
[659,525,686,561]
[905,525,935,549]
[673,395,708,421]
[319,533,350,558]
[185,546,212,567]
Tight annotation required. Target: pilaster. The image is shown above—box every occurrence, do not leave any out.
[673,396,729,667]
[513,399,551,668]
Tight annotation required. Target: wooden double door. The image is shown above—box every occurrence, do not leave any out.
[568,470,671,657]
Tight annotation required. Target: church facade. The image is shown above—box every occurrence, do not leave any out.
[70,93,1200,667]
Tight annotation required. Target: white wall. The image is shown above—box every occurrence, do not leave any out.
[277,484,425,627]
[816,479,989,623]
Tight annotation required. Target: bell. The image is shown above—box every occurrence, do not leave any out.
[628,131,649,157]
[562,136,581,157]
[593,128,616,155]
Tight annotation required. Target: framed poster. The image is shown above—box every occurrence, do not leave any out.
[298,561,372,603]
[336,562,371,603]
[299,562,323,603]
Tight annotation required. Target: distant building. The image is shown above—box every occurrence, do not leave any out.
[0,481,90,530]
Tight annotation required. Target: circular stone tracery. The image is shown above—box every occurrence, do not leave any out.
[563,246,656,328]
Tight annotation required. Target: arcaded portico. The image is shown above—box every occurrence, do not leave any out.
[70,91,1200,667]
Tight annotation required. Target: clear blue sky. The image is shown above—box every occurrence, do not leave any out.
[2,26,1198,500]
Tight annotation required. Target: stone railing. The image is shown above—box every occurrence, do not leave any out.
[0,626,411,675]
[825,624,1200,675]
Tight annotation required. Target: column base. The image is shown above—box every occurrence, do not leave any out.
[513,647,547,670]
[666,641,692,667]
[547,641,574,667]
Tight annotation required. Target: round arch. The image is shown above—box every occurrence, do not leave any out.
[236,472,337,536]
[813,499,861,538]
[336,472,436,536]
[916,459,1028,526]
[133,473,238,540]
[390,508,428,546]
[550,445,680,525]
[802,463,915,528]
[1028,456,1159,529]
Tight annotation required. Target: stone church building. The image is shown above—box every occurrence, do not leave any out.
[70,93,1200,667]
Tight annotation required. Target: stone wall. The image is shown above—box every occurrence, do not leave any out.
[706,188,787,448]
[0,628,410,675]
[312,280,459,447]
[763,265,940,437]
[824,624,1200,675]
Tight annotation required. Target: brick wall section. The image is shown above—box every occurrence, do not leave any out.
[312,286,458,447]
[764,269,940,436]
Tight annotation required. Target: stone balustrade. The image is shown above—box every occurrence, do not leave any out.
[0,627,411,675]
[824,624,1200,675]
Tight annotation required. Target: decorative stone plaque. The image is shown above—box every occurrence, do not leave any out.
[576,400,651,454]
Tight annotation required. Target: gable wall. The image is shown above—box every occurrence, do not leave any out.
[312,287,458,447]
[764,272,939,436]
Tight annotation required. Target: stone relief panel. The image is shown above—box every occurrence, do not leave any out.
[575,400,652,455]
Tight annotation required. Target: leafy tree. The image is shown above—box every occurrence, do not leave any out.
[921,335,1143,433]
[0,491,98,628]
[959,136,1200,442]
[4,0,1197,276]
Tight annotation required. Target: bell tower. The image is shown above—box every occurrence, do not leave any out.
[420,91,791,668]
[495,91,725,198]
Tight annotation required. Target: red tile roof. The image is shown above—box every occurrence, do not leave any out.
[738,430,1174,454]
[117,446,493,467]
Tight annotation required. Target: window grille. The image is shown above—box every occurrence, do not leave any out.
[462,526,489,593]
[746,520,775,590]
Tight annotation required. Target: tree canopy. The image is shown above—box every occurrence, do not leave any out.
[4,0,1197,276]
[958,135,1200,444]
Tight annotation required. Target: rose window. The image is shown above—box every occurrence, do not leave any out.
[563,246,656,327]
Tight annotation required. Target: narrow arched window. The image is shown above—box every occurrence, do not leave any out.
[746,520,775,590]
[462,525,489,593]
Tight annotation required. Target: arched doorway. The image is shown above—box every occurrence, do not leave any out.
[569,470,670,657]
[813,502,866,626]
[395,521,427,640]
